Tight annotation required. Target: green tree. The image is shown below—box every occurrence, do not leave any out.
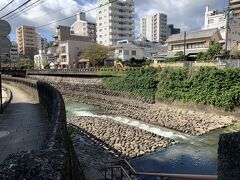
[165,51,184,62]
[81,44,109,67]
[197,43,222,61]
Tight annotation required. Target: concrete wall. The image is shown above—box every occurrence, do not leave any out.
[1,77,84,180]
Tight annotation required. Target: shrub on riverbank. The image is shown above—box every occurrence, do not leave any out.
[102,67,240,110]
[102,67,159,98]
[156,67,240,110]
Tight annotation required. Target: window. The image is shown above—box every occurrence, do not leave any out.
[119,50,123,54]
[60,46,66,53]
[132,50,136,55]
[124,50,129,55]
[208,18,214,24]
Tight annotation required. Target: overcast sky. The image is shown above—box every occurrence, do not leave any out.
[0,0,226,42]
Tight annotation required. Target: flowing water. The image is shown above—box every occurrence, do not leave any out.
[66,101,240,178]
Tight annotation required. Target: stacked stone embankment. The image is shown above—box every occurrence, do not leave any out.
[29,76,234,136]
[69,117,175,158]
[55,82,234,136]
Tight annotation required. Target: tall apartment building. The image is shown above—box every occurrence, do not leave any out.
[229,0,240,49]
[167,24,180,38]
[96,0,135,46]
[71,10,97,43]
[204,6,226,39]
[140,13,167,42]
[10,42,19,62]
[37,33,48,51]
[16,26,37,59]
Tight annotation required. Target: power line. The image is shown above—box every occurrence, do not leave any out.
[5,0,48,21]
[8,3,80,22]
[0,0,15,12]
[0,0,32,19]
[36,0,118,29]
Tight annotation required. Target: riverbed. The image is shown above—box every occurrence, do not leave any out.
[66,101,240,177]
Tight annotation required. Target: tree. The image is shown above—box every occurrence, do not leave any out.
[197,43,222,61]
[81,44,109,67]
[165,51,184,62]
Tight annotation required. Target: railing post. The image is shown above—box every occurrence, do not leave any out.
[120,169,123,180]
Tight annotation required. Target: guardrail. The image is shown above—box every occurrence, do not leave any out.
[105,159,217,180]
[1,77,84,180]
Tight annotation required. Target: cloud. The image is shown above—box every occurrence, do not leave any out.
[0,0,224,40]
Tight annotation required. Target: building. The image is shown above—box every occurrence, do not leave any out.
[71,10,97,42]
[57,40,92,68]
[140,13,167,42]
[16,26,37,59]
[96,0,135,46]
[111,40,149,62]
[53,25,92,68]
[10,42,19,62]
[166,28,223,59]
[204,6,226,39]
[167,24,180,38]
[228,0,240,50]
[37,33,48,51]
[34,50,47,69]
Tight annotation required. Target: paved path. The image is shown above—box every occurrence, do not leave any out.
[0,83,49,163]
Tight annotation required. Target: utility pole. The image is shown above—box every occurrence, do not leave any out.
[225,0,231,53]
[183,31,187,61]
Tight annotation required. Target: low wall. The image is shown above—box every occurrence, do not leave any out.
[218,132,240,179]
[1,87,12,111]
[1,76,84,180]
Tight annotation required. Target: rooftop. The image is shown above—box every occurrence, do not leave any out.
[166,28,221,42]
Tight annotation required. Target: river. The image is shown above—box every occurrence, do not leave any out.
[66,101,240,178]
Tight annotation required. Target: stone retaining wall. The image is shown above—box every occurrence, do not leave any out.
[1,76,84,180]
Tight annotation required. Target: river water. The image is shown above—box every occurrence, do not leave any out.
[66,101,240,178]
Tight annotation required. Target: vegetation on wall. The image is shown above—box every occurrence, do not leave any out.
[102,66,240,111]
[102,67,159,98]
[156,67,240,110]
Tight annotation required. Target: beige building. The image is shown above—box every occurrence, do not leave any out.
[166,28,223,59]
[71,10,96,42]
[58,40,92,68]
[53,25,92,68]
[16,26,37,59]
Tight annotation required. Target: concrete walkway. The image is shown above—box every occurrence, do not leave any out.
[0,83,49,163]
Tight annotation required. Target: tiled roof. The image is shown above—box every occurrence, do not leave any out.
[166,28,220,42]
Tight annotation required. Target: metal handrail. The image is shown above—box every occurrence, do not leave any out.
[105,159,217,180]
[105,165,132,180]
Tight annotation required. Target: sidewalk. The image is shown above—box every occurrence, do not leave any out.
[0,83,50,163]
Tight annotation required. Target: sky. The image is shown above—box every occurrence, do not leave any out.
[0,0,227,42]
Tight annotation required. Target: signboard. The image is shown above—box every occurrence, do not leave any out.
[0,20,11,54]
[0,20,11,36]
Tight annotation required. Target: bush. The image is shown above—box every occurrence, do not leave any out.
[156,67,240,110]
[102,67,159,98]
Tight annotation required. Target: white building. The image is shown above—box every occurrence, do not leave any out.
[204,6,226,39]
[37,33,48,51]
[71,10,97,43]
[96,0,135,46]
[34,50,47,69]
[140,13,167,42]
[10,42,19,62]
[111,40,149,62]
